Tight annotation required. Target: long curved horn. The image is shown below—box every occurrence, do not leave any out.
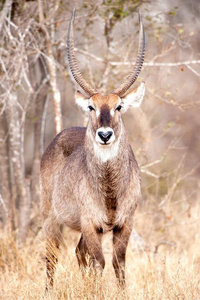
[67,9,97,96]
[112,12,145,97]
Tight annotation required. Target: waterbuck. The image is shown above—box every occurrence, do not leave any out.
[40,9,145,289]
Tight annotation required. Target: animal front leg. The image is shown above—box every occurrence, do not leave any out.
[112,219,133,286]
[80,220,105,274]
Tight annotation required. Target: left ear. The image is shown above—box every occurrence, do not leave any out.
[122,82,145,112]
[75,91,89,112]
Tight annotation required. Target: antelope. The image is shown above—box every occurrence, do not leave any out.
[40,9,145,289]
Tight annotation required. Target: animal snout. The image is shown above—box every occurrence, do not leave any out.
[98,131,113,143]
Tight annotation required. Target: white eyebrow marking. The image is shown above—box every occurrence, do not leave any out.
[96,109,100,117]
[110,109,114,117]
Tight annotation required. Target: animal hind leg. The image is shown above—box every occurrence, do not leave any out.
[46,237,60,290]
[76,234,89,268]
[43,216,62,290]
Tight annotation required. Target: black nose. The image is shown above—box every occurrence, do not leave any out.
[98,131,113,143]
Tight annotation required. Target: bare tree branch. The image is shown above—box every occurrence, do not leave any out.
[186,64,200,77]
[75,47,200,68]
[37,0,44,23]
[0,0,13,33]
[45,0,60,24]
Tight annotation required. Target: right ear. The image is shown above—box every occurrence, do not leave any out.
[75,91,89,112]
[122,82,145,112]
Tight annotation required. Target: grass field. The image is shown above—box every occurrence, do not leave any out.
[1,188,200,299]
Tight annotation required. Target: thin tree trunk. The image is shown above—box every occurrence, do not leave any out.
[0,112,13,231]
[29,56,48,205]
[6,94,31,243]
[46,33,63,135]
[31,90,47,204]
[37,0,63,135]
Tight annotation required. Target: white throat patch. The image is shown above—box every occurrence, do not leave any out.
[93,139,120,163]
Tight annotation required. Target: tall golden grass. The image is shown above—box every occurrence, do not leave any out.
[1,188,200,299]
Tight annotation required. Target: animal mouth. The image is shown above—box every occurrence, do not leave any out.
[98,140,112,146]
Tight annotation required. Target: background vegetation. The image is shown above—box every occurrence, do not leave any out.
[0,0,200,298]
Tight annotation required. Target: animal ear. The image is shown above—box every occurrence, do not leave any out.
[75,91,89,112]
[122,82,145,112]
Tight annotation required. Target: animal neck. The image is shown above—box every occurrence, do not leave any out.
[84,125,131,221]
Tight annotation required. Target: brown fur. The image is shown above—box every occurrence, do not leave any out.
[91,93,120,108]
[40,95,142,289]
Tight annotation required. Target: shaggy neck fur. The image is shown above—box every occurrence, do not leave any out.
[85,124,131,226]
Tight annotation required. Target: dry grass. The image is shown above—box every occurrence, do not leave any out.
[1,192,200,300]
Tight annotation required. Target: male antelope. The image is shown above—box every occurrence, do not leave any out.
[40,9,145,289]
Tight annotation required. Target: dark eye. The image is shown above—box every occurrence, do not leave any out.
[88,105,95,111]
[116,105,122,111]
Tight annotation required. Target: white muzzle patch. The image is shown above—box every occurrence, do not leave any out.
[95,127,115,145]
[92,127,120,163]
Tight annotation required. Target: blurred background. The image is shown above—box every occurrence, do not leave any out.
[0,0,199,244]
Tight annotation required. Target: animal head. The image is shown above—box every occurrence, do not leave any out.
[67,9,145,148]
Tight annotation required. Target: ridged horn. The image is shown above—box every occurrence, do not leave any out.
[67,9,97,97]
[112,12,145,97]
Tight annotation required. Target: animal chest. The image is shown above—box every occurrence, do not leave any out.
[99,166,120,226]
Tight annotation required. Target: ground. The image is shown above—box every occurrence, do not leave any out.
[1,196,200,300]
